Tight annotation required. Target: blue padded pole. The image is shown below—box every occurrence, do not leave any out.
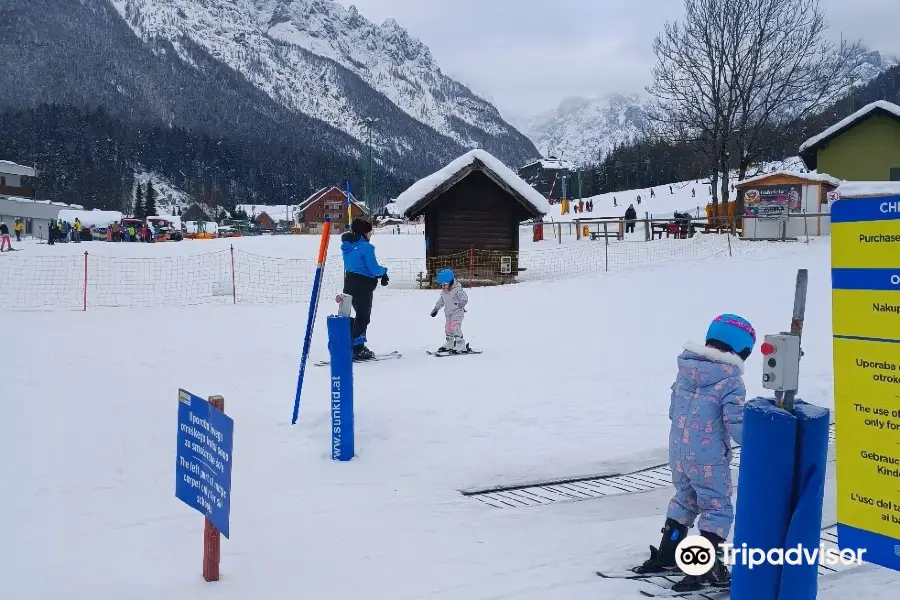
[779,400,830,600]
[731,397,798,600]
[328,315,354,461]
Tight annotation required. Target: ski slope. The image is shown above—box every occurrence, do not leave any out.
[1,234,897,599]
[545,157,810,222]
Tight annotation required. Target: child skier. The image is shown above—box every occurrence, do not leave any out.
[636,314,753,592]
[430,269,470,353]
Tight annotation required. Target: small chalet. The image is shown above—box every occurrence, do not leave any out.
[734,170,839,239]
[255,211,276,231]
[296,186,367,228]
[395,149,549,286]
[799,100,900,181]
[517,156,575,201]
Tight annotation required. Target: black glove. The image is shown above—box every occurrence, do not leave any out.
[430,309,438,317]
[380,273,389,286]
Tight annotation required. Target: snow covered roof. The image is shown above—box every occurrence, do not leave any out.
[58,209,123,227]
[519,157,576,171]
[735,170,841,187]
[395,149,550,217]
[835,181,900,198]
[0,160,36,178]
[799,101,900,168]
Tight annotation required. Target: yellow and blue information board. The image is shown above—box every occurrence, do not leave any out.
[832,194,900,571]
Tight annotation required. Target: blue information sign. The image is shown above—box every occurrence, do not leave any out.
[175,389,234,538]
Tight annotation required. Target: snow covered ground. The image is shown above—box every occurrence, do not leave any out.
[4,231,898,599]
[0,226,797,311]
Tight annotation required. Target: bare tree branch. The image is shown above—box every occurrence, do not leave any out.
[648,0,863,214]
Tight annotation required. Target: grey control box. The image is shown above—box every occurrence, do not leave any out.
[760,333,801,392]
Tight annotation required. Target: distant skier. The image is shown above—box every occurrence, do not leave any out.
[430,269,470,353]
[341,218,389,360]
[0,221,11,251]
[636,314,754,592]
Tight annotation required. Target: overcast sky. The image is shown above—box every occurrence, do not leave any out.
[343,0,900,119]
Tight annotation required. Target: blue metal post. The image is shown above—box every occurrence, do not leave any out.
[328,315,354,461]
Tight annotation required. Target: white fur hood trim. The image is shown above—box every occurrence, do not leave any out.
[682,342,745,375]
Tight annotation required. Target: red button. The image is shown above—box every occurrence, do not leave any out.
[760,343,775,355]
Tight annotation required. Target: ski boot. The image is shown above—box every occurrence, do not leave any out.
[436,335,454,353]
[450,335,470,354]
[436,335,471,354]
[352,336,376,361]
[671,530,730,592]
[633,518,688,575]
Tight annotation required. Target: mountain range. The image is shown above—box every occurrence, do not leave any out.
[109,0,536,167]
[1,0,537,211]
[1,1,896,211]
[515,49,898,166]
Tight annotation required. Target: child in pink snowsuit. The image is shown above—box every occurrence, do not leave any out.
[0,221,12,251]
[430,268,469,353]
[636,314,754,593]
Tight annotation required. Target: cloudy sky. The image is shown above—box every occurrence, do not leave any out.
[344,0,900,119]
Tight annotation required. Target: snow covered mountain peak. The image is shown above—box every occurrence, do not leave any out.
[521,93,649,166]
[109,0,535,171]
[520,47,896,167]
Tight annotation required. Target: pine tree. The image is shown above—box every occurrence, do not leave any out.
[134,182,144,218]
[145,181,157,217]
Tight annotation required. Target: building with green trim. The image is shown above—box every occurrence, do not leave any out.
[799,100,900,181]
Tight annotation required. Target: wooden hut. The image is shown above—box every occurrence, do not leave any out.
[395,149,549,286]
[734,170,839,239]
[255,211,276,231]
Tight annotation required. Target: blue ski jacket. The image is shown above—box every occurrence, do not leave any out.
[341,232,387,279]
[669,343,746,467]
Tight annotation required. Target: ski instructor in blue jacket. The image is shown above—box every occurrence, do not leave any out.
[341,218,388,360]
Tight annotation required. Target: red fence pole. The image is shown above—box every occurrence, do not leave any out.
[83,251,88,312]
[230,245,237,305]
[203,395,225,582]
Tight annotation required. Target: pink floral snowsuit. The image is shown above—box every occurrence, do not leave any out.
[667,343,746,539]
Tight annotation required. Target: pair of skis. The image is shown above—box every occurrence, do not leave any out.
[426,348,482,357]
[313,350,402,367]
[314,348,481,367]
[596,568,729,598]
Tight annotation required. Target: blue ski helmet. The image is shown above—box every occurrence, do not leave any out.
[706,314,756,358]
[436,269,455,285]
